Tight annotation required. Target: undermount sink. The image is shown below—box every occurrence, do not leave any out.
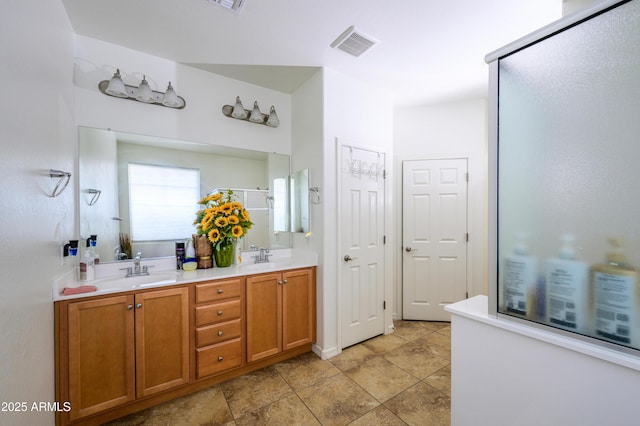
[96,271,179,290]
[239,261,292,272]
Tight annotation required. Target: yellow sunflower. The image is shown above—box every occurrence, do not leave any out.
[232,225,244,238]
[215,217,228,227]
[241,209,251,221]
[208,229,220,243]
[228,215,239,225]
[221,203,233,215]
[231,201,242,210]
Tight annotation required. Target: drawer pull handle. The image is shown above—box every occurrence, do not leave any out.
[126,304,133,310]
[218,356,224,362]
[218,331,223,336]
[217,289,223,294]
[136,303,142,309]
[217,310,223,316]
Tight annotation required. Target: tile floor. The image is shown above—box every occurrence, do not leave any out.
[106,320,451,426]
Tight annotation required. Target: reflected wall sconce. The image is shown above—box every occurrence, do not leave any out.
[222,96,280,127]
[98,69,186,109]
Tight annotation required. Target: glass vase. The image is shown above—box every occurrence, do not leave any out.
[214,243,234,267]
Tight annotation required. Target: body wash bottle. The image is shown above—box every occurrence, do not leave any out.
[503,234,538,319]
[545,235,589,333]
[591,238,639,346]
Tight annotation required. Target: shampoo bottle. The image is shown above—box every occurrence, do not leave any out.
[545,235,589,333]
[79,250,95,281]
[503,234,538,319]
[591,238,639,346]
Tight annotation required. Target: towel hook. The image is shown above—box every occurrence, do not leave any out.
[87,188,102,206]
[49,169,71,198]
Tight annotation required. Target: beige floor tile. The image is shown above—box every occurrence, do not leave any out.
[424,365,451,397]
[436,325,451,337]
[345,355,419,403]
[297,374,379,426]
[274,351,342,391]
[384,381,450,426]
[383,340,450,379]
[412,332,451,360]
[421,321,450,333]
[360,333,407,354]
[220,365,294,418]
[234,394,320,426]
[105,386,233,426]
[392,320,436,342]
[328,344,377,372]
[348,405,407,425]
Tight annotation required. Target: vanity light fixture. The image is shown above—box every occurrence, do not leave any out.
[222,96,280,128]
[98,69,186,109]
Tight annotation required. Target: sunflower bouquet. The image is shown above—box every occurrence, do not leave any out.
[194,190,253,250]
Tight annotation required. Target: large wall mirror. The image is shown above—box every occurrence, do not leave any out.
[78,127,292,262]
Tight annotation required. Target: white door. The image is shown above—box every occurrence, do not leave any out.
[402,159,468,321]
[339,144,386,348]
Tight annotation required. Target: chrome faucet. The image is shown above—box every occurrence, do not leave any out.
[121,252,152,277]
[254,247,271,264]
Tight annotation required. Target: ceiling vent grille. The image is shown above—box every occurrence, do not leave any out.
[330,26,379,57]
[207,0,245,14]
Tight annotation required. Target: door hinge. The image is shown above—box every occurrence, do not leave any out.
[383,300,386,310]
[382,169,387,179]
[466,233,469,242]
[466,172,469,182]
[383,235,386,244]
[466,292,469,299]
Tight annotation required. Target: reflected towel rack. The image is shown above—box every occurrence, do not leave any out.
[49,169,71,198]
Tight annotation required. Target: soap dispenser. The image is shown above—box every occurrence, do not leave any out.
[591,238,639,346]
[503,233,538,319]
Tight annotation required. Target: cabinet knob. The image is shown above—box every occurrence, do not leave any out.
[278,280,283,285]
[217,310,223,316]
[126,304,133,310]
[283,279,288,284]
[136,303,142,309]
[218,356,224,362]
[218,331,223,336]
[217,289,223,294]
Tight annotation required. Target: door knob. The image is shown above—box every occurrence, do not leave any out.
[344,255,357,262]
[405,246,414,252]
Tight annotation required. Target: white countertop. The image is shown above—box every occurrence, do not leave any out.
[53,249,317,301]
[446,295,640,372]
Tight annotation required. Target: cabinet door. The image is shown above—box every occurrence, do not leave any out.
[135,287,189,398]
[246,273,282,362]
[68,295,135,421]
[282,269,316,351]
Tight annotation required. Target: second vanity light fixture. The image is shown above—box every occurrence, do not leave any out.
[222,96,280,127]
[98,69,186,109]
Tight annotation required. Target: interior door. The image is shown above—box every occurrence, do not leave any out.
[402,158,468,321]
[339,143,386,348]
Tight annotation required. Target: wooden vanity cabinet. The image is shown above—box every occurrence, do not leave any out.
[246,268,315,362]
[193,278,245,379]
[56,286,189,423]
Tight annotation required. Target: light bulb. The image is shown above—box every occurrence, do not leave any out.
[135,75,156,103]
[105,69,129,98]
[231,96,247,119]
[161,82,181,107]
[266,106,280,127]
[249,101,264,123]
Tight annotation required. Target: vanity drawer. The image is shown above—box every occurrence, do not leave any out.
[195,279,242,303]
[195,299,241,326]
[196,319,241,347]
[196,338,242,378]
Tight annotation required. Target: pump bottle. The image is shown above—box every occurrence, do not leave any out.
[503,233,538,319]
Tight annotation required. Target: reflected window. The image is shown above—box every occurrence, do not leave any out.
[128,163,200,241]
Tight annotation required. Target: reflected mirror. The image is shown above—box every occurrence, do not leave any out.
[290,169,310,233]
[78,127,291,262]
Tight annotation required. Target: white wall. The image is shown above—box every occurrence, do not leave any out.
[0,1,76,425]
[319,69,395,357]
[74,36,292,155]
[393,98,488,317]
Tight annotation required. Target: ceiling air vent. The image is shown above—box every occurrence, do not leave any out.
[207,0,245,14]
[330,26,379,57]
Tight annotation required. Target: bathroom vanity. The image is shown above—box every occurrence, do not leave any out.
[53,252,316,425]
